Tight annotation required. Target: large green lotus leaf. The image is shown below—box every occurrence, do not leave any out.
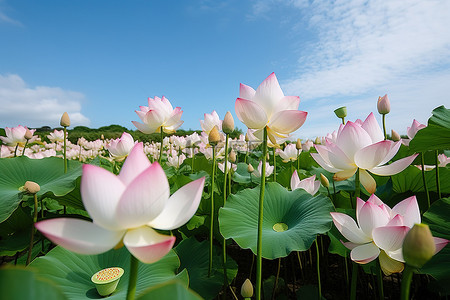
[420,197,450,294]
[391,165,450,194]
[29,246,188,299]
[137,280,202,300]
[0,266,67,299]
[174,237,238,300]
[410,106,450,151]
[219,182,334,259]
[0,157,82,223]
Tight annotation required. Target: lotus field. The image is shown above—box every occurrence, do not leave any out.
[1,73,450,300]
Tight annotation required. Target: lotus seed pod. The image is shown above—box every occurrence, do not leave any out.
[24,128,33,140]
[229,149,236,163]
[247,163,254,173]
[91,267,124,296]
[377,94,391,115]
[391,129,401,142]
[320,174,330,188]
[296,138,302,150]
[222,111,234,134]
[60,112,71,127]
[208,126,221,145]
[402,223,436,268]
[241,278,254,298]
[24,181,40,194]
[334,106,347,119]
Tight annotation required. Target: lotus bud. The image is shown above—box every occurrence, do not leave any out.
[334,106,347,119]
[222,111,234,134]
[101,134,105,140]
[208,126,220,145]
[245,133,249,142]
[314,137,321,145]
[296,138,302,150]
[60,112,71,127]
[24,181,40,194]
[24,128,33,140]
[229,149,236,163]
[247,164,254,173]
[241,278,254,299]
[267,152,270,160]
[377,94,391,115]
[391,129,401,142]
[320,174,330,188]
[402,223,436,268]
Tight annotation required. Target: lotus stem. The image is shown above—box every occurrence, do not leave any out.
[297,252,304,280]
[22,140,28,156]
[382,114,387,140]
[245,141,249,164]
[63,126,67,173]
[273,149,276,182]
[435,150,441,199]
[297,151,300,171]
[222,134,229,293]
[355,168,360,199]
[208,145,216,277]
[271,258,281,300]
[315,238,322,300]
[344,256,349,289]
[350,262,358,300]
[400,264,415,300]
[26,193,38,266]
[255,127,268,300]
[332,180,336,202]
[290,161,294,179]
[341,117,345,125]
[191,148,194,173]
[376,259,384,300]
[420,152,430,210]
[159,130,164,165]
[126,254,139,300]
[14,144,19,157]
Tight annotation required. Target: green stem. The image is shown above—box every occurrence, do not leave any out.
[26,193,38,266]
[245,142,249,164]
[22,140,29,156]
[271,258,281,300]
[190,148,194,173]
[350,262,358,300]
[344,256,349,289]
[341,117,345,125]
[297,151,300,171]
[222,134,229,293]
[208,145,216,277]
[420,152,430,210]
[159,130,164,165]
[14,144,19,157]
[63,126,67,173]
[290,161,294,180]
[400,264,415,300]
[297,252,304,280]
[382,114,387,140]
[376,259,384,300]
[315,238,322,300]
[273,149,276,182]
[255,127,268,300]
[355,168,360,198]
[126,254,139,300]
[435,150,441,199]
[332,180,336,202]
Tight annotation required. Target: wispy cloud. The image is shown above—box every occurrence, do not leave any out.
[0,1,23,26]
[0,74,90,128]
[251,0,450,138]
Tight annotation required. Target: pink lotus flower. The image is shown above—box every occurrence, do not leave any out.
[235,73,307,144]
[331,195,447,275]
[311,113,418,194]
[47,129,65,143]
[200,110,222,134]
[0,125,36,146]
[35,143,205,263]
[132,96,183,134]
[276,143,300,163]
[290,171,320,195]
[105,132,137,161]
[402,119,426,146]
[252,161,274,178]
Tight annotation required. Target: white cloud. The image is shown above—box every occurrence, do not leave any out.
[251,0,450,139]
[0,74,90,128]
[0,0,22,26]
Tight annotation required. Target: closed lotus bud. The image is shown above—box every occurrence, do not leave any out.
[208,126,221,145]
[60,112,71,127]
[229,149,236,163]
[245,133,249,142]
[320,173,330,188]
[222,111,234,134]
[377,94,391,115]
[247,164,254,173]
[24,181,40,194]
[334,106,347,119]
[101,134,105,140]
[241,279,254,298]
[402,223,436,268]
[391,129,401,142]
[314,137,321,145]
[296,138,302,150]
[25,128,33,140]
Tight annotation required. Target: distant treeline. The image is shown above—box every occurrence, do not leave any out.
[0,125,244,145]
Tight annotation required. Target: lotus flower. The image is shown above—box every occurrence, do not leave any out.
[311,113,418,194]
[235,73,307,144]
[402,119,426,146]
[47,129,66,143]
[0,125,36,146]
[200,110,222,134]
[290,171,320,195]
[132,96,183,134]
[252,161,274,178]
[331,195,447,275]
[276,143,300,163]
[105,132,137,161]
[35,143,205,263]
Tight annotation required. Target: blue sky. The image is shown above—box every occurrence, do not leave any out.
[1,0,449,139]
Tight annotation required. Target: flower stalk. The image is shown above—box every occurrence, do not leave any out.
[420,152,430,210]
[26,193,38,266]
[126,254,139,300]
[222,133,229,291]
[435,150,441,199]
[208,144,216,277]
